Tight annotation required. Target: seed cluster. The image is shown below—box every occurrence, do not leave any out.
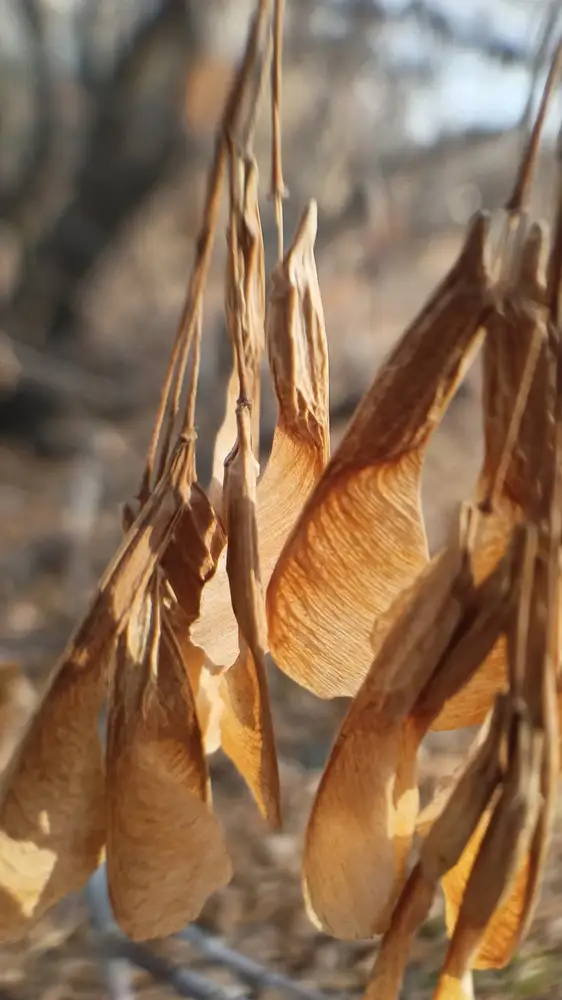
[1,4,561,999]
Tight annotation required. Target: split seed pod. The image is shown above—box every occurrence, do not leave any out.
[164,156,268,762]
[267,214,492,699]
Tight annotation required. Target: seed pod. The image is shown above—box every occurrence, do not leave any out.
[364,696,508,1000]
[210,156,266,515]
[106,585,230,941]
[0,440,191,941]
[302,506,516,941]
[267,214,491,699]
[220,402,281,826]
[192,201,330,670]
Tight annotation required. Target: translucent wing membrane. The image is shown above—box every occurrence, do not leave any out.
[107,588,231,941]
[267,216,491,699]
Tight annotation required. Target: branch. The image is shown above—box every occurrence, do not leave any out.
[180,925,338,1000]
[86,866,343,1000]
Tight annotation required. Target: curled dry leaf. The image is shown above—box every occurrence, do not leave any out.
[106,586,231,941]
[0,444,190,941]
[192,201,330,670]
[220,402,281,826]
[302,505,515,941]
[267,215,491,699]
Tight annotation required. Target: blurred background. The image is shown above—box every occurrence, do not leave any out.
[2,1,562,997]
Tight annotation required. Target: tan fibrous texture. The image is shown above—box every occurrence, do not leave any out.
[0,458,185,941]
[302,508,515,943]
[220,403,281,826]
[106,590,231,941]
[192,201,330,671]
[302,542,465,942]
[433,221,557,732]
[0,662,37,775]
[267,214,492,700]
[365,697,507,1000]
[210,156,266,514]
[436,709,543,991]
[441,523,560,971]
[162,483,227,628]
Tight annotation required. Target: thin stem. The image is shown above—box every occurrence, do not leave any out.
[140,0,274,503]
[270,0,286,261]
[481,320,543,516]
[227,143,251,404]
[506,37,562,213]
[518,0,561,148]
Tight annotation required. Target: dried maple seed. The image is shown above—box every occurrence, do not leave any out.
[0,0,276,942]
[192,200,330,671]
[0,442,190,940]
[219,402,281,826]
[433,45,562,730]
[364,697,508,1000]
[442,501,560,969]
[210,155,266,515]
[302,505,517,941]
[106,584,231,941]
[436,707,543,992]
[267,214,492,700]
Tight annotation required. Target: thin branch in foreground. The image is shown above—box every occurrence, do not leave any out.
[180,924,341,1000]
[86,865,343,1000]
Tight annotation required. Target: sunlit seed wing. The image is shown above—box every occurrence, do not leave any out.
[433,222,554,730]
[218,399,280,825]
[267,215,491,699]
[303,504,518,943]
[0,448,187,941]
[192,201,330,670]
[106,590,231,941]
